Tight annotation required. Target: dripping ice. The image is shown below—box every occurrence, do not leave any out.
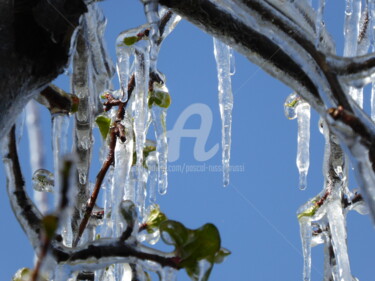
[213,38,234,187]
[284,93,310,190]
[296,101,310,190]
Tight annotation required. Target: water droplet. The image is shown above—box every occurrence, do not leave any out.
[32,169,54,192]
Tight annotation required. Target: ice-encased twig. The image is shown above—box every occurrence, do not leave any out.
[327,108,375,222]
[110,127,133,237]
[26,100,48,214]
[71,24,93,242]
[2,126,42,251]
[296,102,310,190]
[370,0,375,120]
[213,38,234,187]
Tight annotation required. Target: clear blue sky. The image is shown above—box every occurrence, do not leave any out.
[0,1,374,280]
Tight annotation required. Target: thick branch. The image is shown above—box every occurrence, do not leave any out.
[0,0,87,138]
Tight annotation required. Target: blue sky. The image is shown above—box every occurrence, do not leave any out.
[0,1,374,280]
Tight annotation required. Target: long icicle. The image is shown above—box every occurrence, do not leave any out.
[296,101,310,190]
[213,38,234,187]
[26,100,48,214]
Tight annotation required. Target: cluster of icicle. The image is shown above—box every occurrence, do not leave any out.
[23,2,182,280]
[20,0,238,278]
[282,0,373,280]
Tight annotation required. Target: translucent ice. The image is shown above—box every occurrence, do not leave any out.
[296,101,310,190]
[213,37,234,187]
[32,169,54,192]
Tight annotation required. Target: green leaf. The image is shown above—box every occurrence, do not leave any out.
[159,221,225,281]
[180,223,221,265]
[42,215,58,239]
[285,96,300,108]
[297,206,318,220]
[297,197,320,220]
[148,91,171,108]
[124,36,139,46]
[145,204,168,233]
[95,115,111,139]
[160,220,189,247]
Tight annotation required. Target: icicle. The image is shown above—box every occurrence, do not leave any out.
[296,101,310,190]
[160,267,177,281]
[326,201,353,281]
[26,100,48,214]
[141,0,160,71]
[299,218,312,281]
[146,151,158,203]
[133,46,150,215]
[52,114,70,208]
[346,0,353,15]
[150,83,169,195]
[116,36,133,102]
[110,130,133,237]
[344,0,364,108]
[213,38,234,187]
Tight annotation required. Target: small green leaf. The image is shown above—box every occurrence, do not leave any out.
[12,268,32,281]
[42,215,58,239]
[145,204,168,233]
[159,221,225,281]
[148,91,171,108]
[95,115,111,139]
[297,206,318,220]
[285,96,300,108]
[124,36,139,46]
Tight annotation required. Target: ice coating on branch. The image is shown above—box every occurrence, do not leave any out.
[296,101,310,190]
[299,218,312,281]
[213,38,234,187]
[370,1,375,120]
[52,114,70,208]
[315,0,325,49]
[110,122,133,237]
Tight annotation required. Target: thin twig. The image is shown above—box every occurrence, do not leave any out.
[73,77,135,247]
